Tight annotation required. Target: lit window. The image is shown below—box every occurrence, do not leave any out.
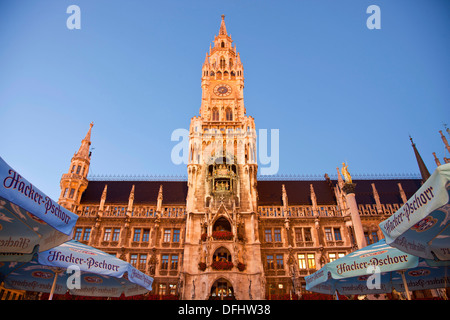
[163,229,171,242]
[159,284,167,295]
[298,254,306,269]
[103,228,111,241]
[307,254,316,269]
[169,284,177,295]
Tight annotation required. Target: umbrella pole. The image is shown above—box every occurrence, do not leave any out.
[399,270,411,300]
[335,290,339,300]
[48,271,59,301]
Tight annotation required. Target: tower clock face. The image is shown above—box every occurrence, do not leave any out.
[213,84,232,97]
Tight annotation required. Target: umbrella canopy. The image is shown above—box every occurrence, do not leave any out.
[0,156,78,257]
[305,239,449,297]
[379,163,450,261]
[0,240,153,298]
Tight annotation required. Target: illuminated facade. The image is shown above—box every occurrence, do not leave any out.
[58,16,441,300]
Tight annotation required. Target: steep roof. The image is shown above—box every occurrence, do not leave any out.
[80,180,188,205]
[257,180,336,206]
[80,178,422,206]
[352,179,422,205]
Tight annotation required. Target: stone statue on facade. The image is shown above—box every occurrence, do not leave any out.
[341,162,352,184]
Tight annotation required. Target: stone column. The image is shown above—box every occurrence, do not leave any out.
[342,183,367,249]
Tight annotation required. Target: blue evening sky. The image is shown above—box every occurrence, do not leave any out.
[0,0,449,200]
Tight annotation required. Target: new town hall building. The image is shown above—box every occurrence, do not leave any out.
[57,16,446,300]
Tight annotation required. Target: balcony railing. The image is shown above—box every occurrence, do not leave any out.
[76,205,185,218]
[258,203,401,219]
[62,173,88,182]
[258,206,342,218]
[358,203,401,216]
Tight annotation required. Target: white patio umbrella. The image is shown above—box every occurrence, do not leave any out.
[379,163,450,261]
[0,240,153,299]
[0,156,78,259]
[305,239,449,300]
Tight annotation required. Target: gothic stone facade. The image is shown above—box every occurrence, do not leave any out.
[58,16,423,300]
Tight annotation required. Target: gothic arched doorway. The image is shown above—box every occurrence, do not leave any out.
[209,278,235,300]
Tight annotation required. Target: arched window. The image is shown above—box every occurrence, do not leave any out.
[221,41,225,48]
[226,108,233,121]
[213,247,232,262]
[212,108,219,121]
[220,57,226,69]
[213,217,232,232]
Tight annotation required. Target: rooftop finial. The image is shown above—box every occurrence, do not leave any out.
[219,14,227,35]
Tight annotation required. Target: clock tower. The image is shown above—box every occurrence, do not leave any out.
[187,14,257,214]
[181,15,263,300]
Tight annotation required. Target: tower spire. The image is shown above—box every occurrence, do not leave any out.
[58,122,93,211]
[219,14,227,35]
[409,136,430,183]
[76,122,94,159]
